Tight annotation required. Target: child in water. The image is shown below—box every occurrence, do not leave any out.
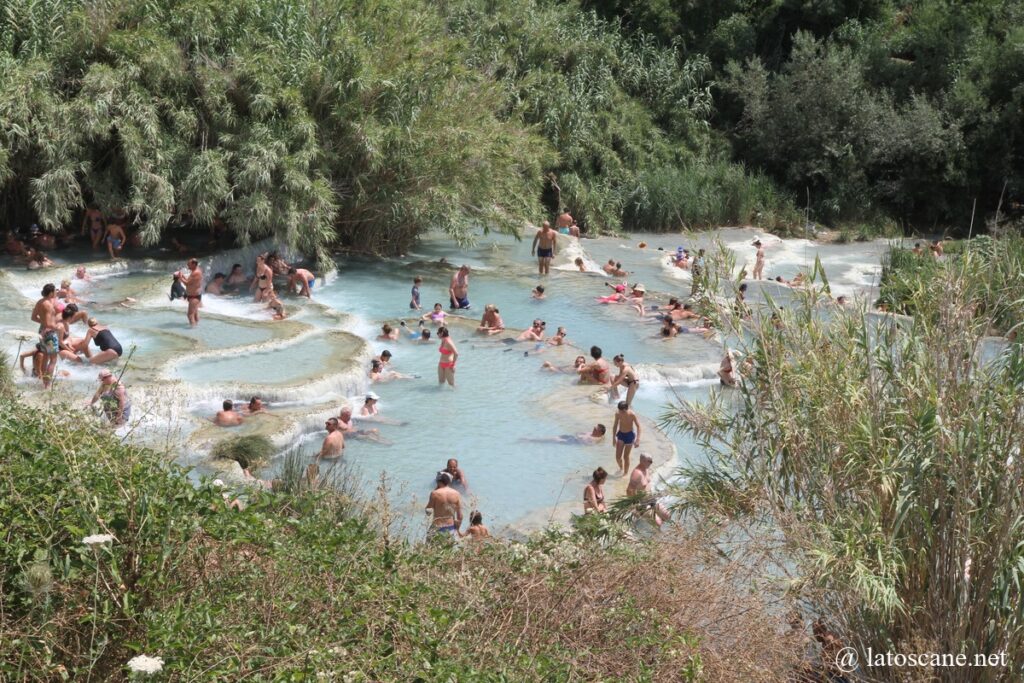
[422,303,447,324]
[410,276,422,310]
[169,271,186,301]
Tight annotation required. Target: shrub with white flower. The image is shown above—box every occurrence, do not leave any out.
[126,654,164,675]
[82,534,115,547]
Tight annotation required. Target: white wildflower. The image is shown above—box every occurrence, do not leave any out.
[126,654,164,674]
[212,479,227,488]
[82,534,115,547]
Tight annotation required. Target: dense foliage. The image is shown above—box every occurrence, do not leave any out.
[664,241,1024,678]
[0,0,799,256]
[588,0,1024,231]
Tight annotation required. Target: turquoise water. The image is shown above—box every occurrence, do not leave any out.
[171,333,336,385]
[0,228,890,534]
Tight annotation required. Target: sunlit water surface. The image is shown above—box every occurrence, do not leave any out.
[0,228,891,534]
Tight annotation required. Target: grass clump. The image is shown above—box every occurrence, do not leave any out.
[210,433,274,469]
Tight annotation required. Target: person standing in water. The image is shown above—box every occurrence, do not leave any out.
[81,204,106,249]
[437,326,458,388]
[449,265,471,310]
[425,471,462,539]
[184,258,203,327]
[410,276,422,311]
[31,284,60,389]
[752,240,766,280]
[609,354,639,406]
[316,417,345,461]
[556,207,574,232]
[531,221,558,275]
[611,400,641,477]
[104,221,127,259]
[252,254,275,303]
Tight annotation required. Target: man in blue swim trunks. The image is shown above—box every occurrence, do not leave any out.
[104,222,127,260]
[425,471,462,539]
[449,265,471,310]
[30,283,61,388]
[611,400,641,477]
[531,221,558,275]
[287,267,315,298]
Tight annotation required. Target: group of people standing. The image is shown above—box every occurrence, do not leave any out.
[23,275,131,424]
[171,251,317,327]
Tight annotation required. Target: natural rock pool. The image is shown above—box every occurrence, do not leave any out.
[0,228,892,535]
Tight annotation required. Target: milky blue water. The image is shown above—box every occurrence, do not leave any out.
[0,227,890,535]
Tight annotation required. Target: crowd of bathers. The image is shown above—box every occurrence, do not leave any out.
[10,213,880,537]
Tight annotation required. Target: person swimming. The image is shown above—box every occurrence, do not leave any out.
[541,355,586,373]
[597,283,627,303]
[520,424,607,446]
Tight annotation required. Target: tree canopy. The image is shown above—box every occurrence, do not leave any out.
[2,0,794,255]
[588,0,1024,231]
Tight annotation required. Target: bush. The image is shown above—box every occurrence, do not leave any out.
[664,241,1024,674]
[879,236,1024,335]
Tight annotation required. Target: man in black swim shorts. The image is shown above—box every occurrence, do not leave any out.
[184,258,203,328]
[531,221,558,276]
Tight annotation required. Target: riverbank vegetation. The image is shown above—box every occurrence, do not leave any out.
[0,0,799,256]
[664,237,1024,677]
[0,381,807,680]
[5,1,1020,253]
[588,0,1024,231]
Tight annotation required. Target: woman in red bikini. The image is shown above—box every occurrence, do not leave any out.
[437,326,458,388]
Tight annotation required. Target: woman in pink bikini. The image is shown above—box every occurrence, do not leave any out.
[437,326,458,388]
